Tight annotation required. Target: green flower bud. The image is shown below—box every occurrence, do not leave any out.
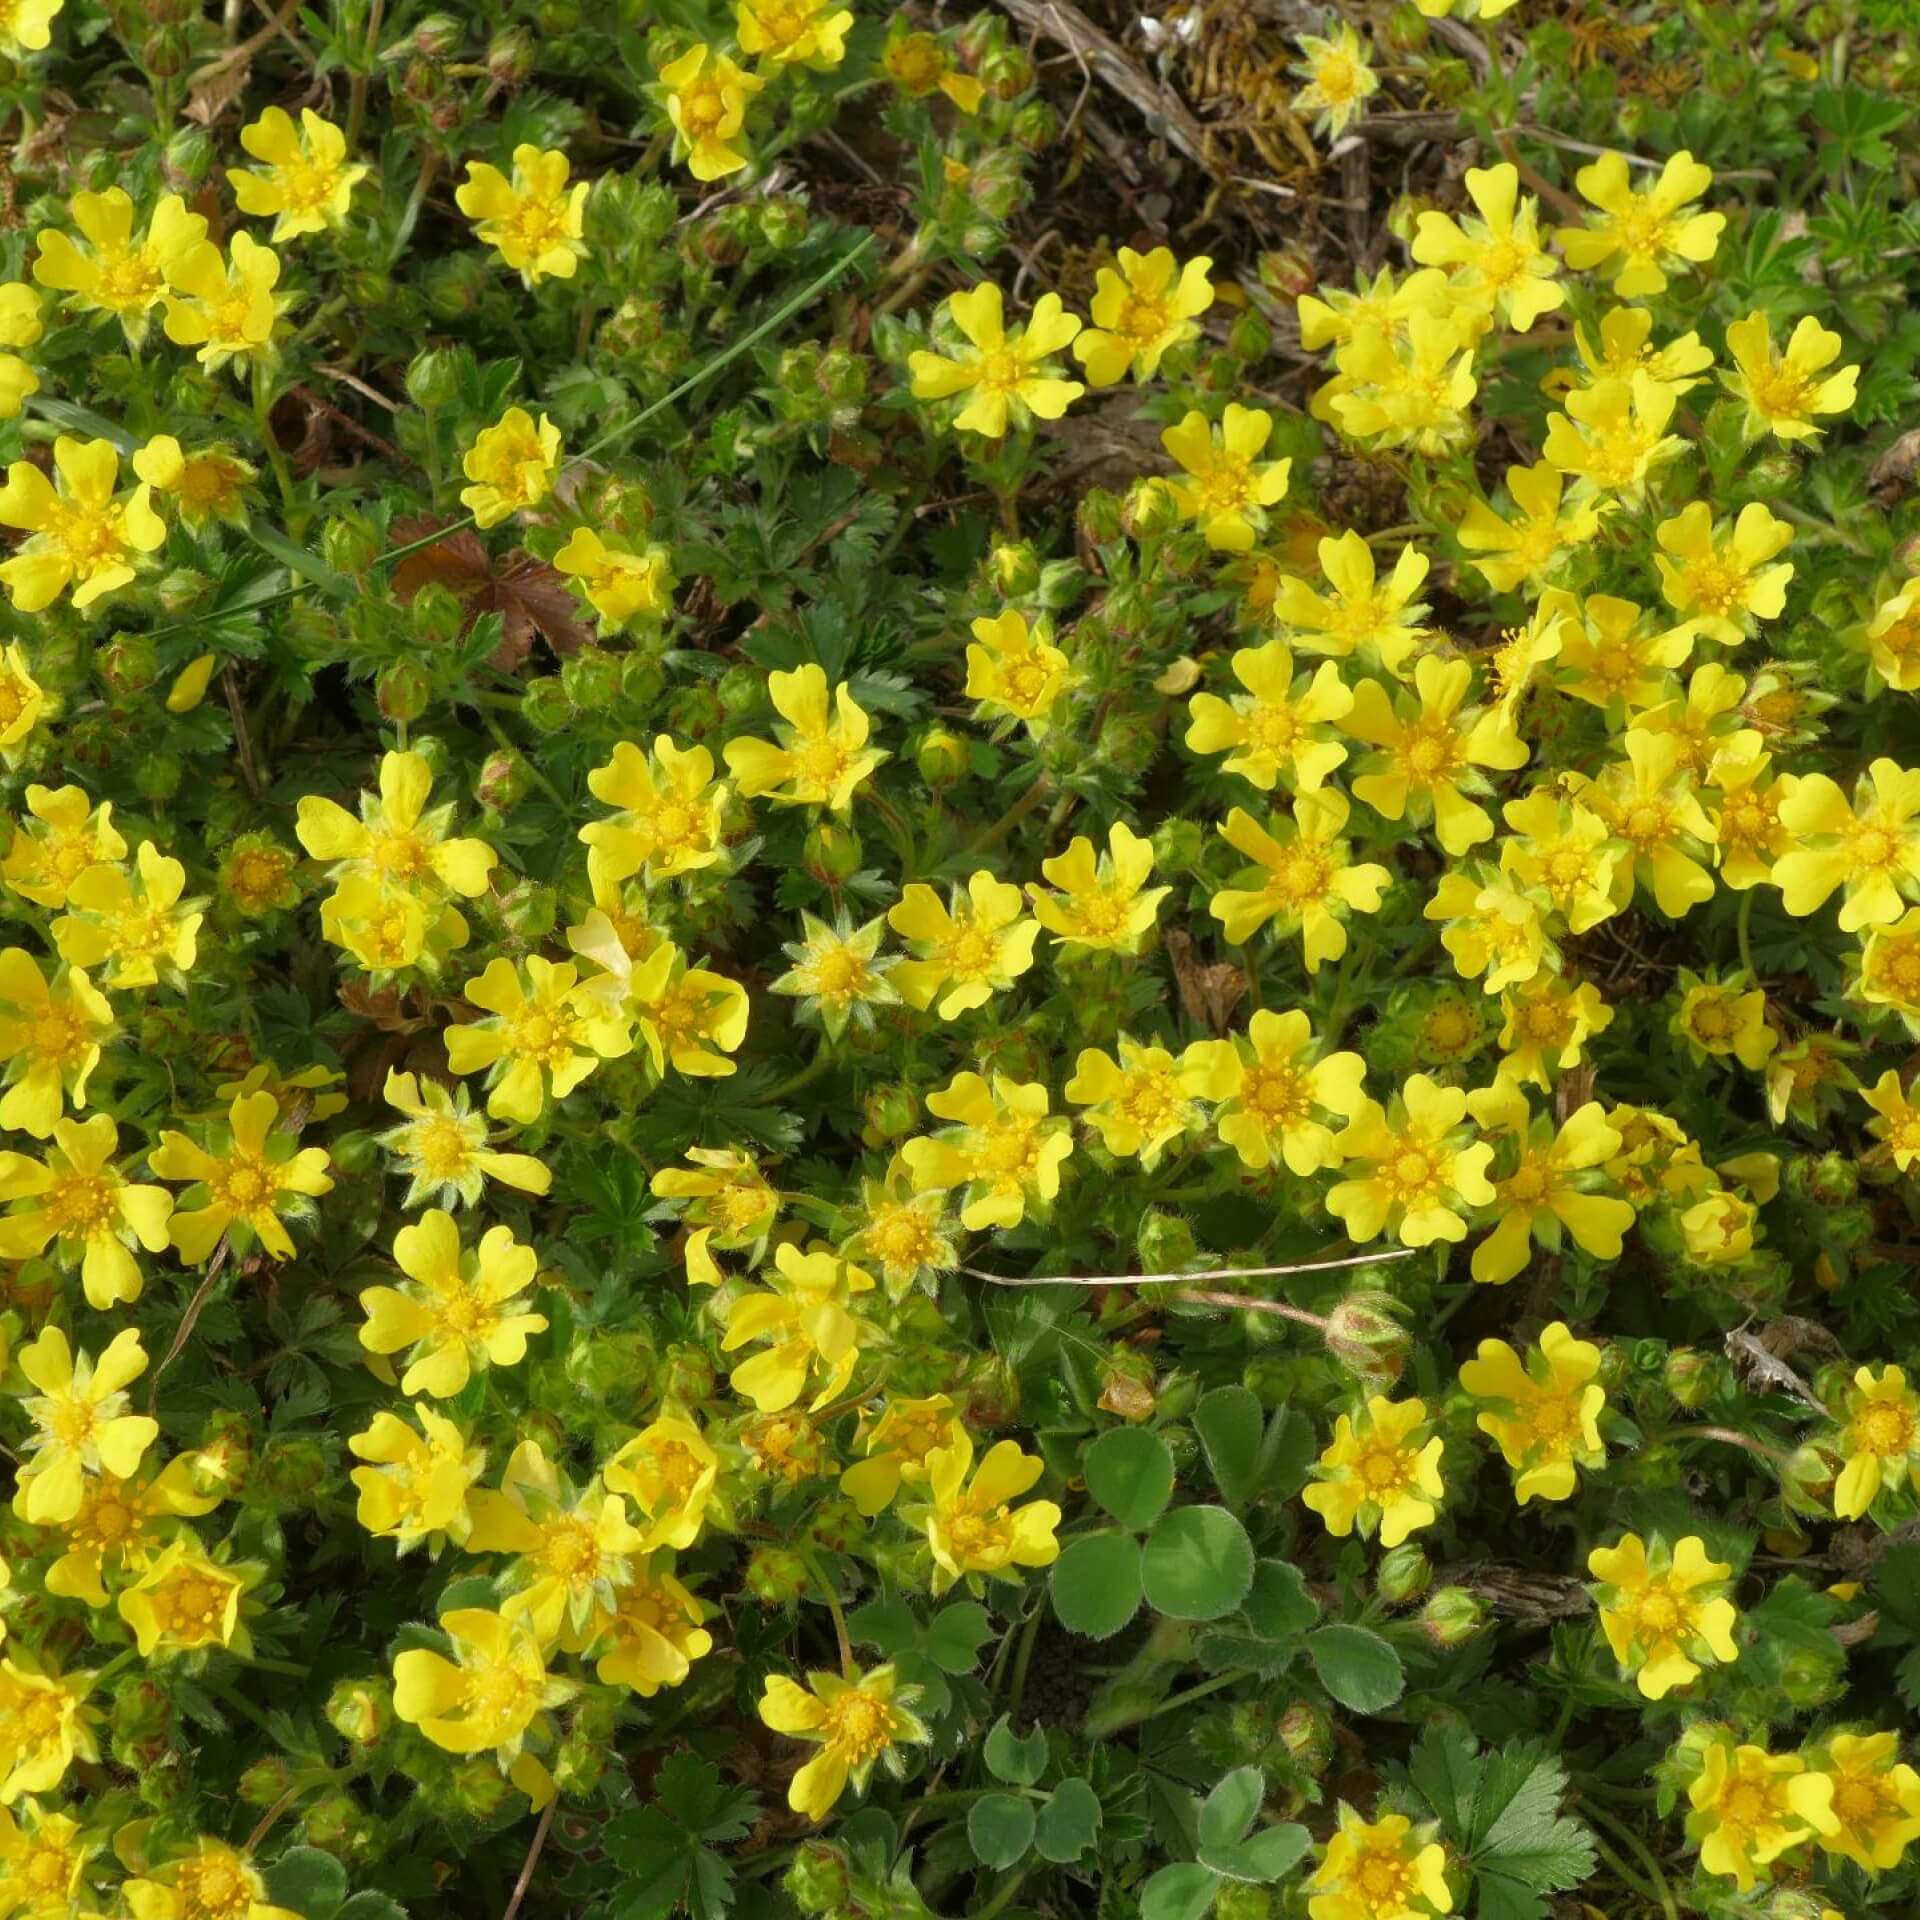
[475,749,532,812]
[1151,816,1207,873]
[404,348,461,412]
[804,822,864,884]
[1123,476,1179,539]
[327,1677,392,1747]
[325,511,385,575]
[562,647,623,712]
[785,1843,851,1916]
[744,1546,811,1606]
[498,881,557,940]
[915,725,969,787]
[447,1758,512,1821]
[1383,5,1430,51]
[964,1352,1021,1429]
[112,1674,173,1744]
[1663,1346,1728,1409]
[137,752,184,803]
[656,1342,718,1407]
[521,676,572,733]
[164,125,215,183]
[1011,101,1057,151]
[862,1082,918,1145]
[1136,1208,1197,1275]
[408,580,466,647]
[410,12,462,56]
[1277,1700,1332,1773]
[1324,1291,1410,1383]
[1213,1890,1275,1920]
[552,1727,608,1796]
[1743,448,1802,497]
[1378,1543,1432,1606]
[377,659,433,724]
[486,25,535,82]
[718,663,765,717]
[989,540,1040,596]
[255,1434,329,1503]
[1078,486,1125,545]
[101,634,160,696]
[1417,1586,1490,1649]
[758,198,811,250]
[155,569,211,616]
[302,1791,384,1868]
[240,1757,295,1806]
[622,652,667,709]
[981,45,1034,95]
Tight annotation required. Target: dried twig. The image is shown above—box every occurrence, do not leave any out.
[501,1800,556,1920]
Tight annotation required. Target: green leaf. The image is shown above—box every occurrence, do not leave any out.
[1083,1425,1176,1530]
[1408,1721,1481,1843]
[1051,1530,1145,1638]
[604,1809,690,1920]
[334,1898,408,1920]
[1192,1386,1264,1508]
[1034,1778,1102,1863]
[967,1792,1036,1870]
[1142,1507,1255,1621]
[248,522,355,600]
[985,1714,1049,1786]
[27,394,136,451]
[1472,1747,1594,1895]
[266,1848,348,1920]
[1197,1767,1264,1850]
[1242,1559,1317,1640]
[1200,1825,1311,1885]
[1140,1863,1220,1920]
[1307,1624,1404,1714]
[925,1601,995,1673]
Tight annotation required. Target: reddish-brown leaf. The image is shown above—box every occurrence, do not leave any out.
[389,517,592,669]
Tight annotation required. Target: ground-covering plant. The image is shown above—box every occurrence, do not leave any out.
[3,1,1920,1918]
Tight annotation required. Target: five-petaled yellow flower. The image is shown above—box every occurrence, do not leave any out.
[456,145,590,284]
[1160,403,1291,551]
[919,1428,1060,1593]
[1464,1083,1632,1283]
[460,408,562,528]
[554,527,671,631]
[33,188,209,343]
[1557,150,1725,297]
[909,284,1084,439]
[1073,247,1214,386]
[229,106,368,240]
[1026,821,1168,953]
[1813,1729,1920,1872]
[758,1662,929,1821]
[149,1089,334,1263]
[1327,1073,1496,1247]
[1686,1738,1836,1889]
[1723,309,1858,442]
[737,0,851,68]
[902,1071,1074,1230]
[1187,1008,1366,1174]
[724,664,888,812]
[1412,162,1563,331]
[0,948,113,1140]
[1290,24,1379,139]
[13,1326,158,1525]
[1305,1806,1453,1920]
[161,232,286,372]
[1211,790,1391,970]
[1830,1362,1920,1520]
[659,45,766,182]
[445,955,631,1123]
[1187,640,1353,792]
[888,869,1037,1017]
[0,435,165,612]
[1458,1321,1607,1503]
[1587,1531,1740,1699]
[1303,1395,1445,1547]
[965,609,1072,734]
[0,1113,173,1309]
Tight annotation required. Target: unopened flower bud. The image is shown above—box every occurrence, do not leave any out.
[1662,1346,1727,1409]
[1324,1290,1410,1382]
[1277,1700,1333,1773]
[562,648,623,712]
[1417,1586,1490,1649]
[1378,1543,1432,1606]
[785,1843,851,1916]
[744,1546,811,1606]
[486,26,535,82]
[1136,1208,1197,1275]
[521,676,571,733]
[915,726,969,787]
[101,634,159,696]
[863,1082,918,1144]
[657,1342,717,1407]
[410,12,462,56]
[804,821,864,884]
[1122,476,1179,540]
[497,881,557,941]
[475,749,532,812]
[1078,486,1125,544]
[378,659,432,724]
[240,1757,295,1806]
[326,1677,391,1747]
[404,347,460,412]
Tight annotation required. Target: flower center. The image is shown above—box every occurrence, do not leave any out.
[823,1688,898,1764]
[1853,1400,1913,1458]
[213,1153,276,1214]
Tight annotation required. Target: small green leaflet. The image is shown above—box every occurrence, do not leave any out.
[604,1753,759,1920]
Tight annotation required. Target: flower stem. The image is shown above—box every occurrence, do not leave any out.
[799,1547,856,1679]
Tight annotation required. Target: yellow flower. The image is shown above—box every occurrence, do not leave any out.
[0,786,122,911]
[1423,869,1551,995]
[723,663,887,812]
[553,526,671,631]
[1412,162,1562,331]
[1654,500,1794,643]
[1461,1087,1630,1281]
[657,45,764,182]
[909,284,1084,439]
[965,609,1072,733]
[13,1326,158,1525]
[653,1145,780,1286]
[123,1840,299,1920]
[0,0,61,55]
[582,735,727,891]
[1541,370,1685,504]
[161,231,285,372]
[1026,821,1168,953]
[1866,576,1920,691]
[760,1662,929,1821]
[1272,532,1429,678]
[1326,1073,1496,1248]
[29,1454,221,1607]
[1188,1008,1366,1174]
[628,942,750,1080]
[0,435,165,612]
[348,1403,483,1552]
[1305,1805,1452,1920]
[604,1414,720,1551]
[888,870,1037,1018]
[1344,656,1507,855]
[0,951,112,1140]
[1724,309,1857,441]
[1064,1036,1210,1167]
[1159,403,1290,550]
[841,1396,961,1516]
[736,0,849,66]
[720,1243,874,1413]
[1472,600,1569,767]
[1704,748,1787,889]
[0,1656,97,1803]
[445,955,630,1122]
[1328,311,1477,455]
[359,1210,546,1399]
[229,106,367,240]
[902,1071,1074,1230]
[1672,969,1775,1070]
[1296,263,1448,358]
[1774,758,1920,930]
[0,1114,171,1309]
[1557,149,1725,297]
[116,1537,256,1659]
[771,911,900,1041]
[51,840,203,990]
[0,1798,94,1916]
[32,188,209,344]
[1831,1363,1920,1520]
[1496,973,1613,1088]
[1813,1729,1920,1871]
[375,1069,551,1211]
[296,748,498,964]
[1290,24,1379,138]
[1587,1531,1740,1699]
[1552,591,1694,713]
[148,1089,332,1264]
[587,1558,714,1694]
[1859,907,1920,1031]
[467,1440,650,1647]
[1567,730,1716,918]
[1679,1187,1758,1265]
[883,29,983,111]
[393,1607,574,1805]
[1563,304,1715,402]
[1687,1739,1836,1889]
[920,1427,1060,1592]
[1303,1395,1444,1547]
[1459,1322,1606,1504]
[1211,790,1391,969]
[1073,246,1213,386]
[134,435,255,530]
[455,144,589,283]
[459,408,561,529]
[842,1164,959,1300]
[1466,460,1605,595]
[0,283,41,422]
[0,645,45,762]
[1187,640,1352,791]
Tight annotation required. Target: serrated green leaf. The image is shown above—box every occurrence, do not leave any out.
[1034,1779,1102,1863]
